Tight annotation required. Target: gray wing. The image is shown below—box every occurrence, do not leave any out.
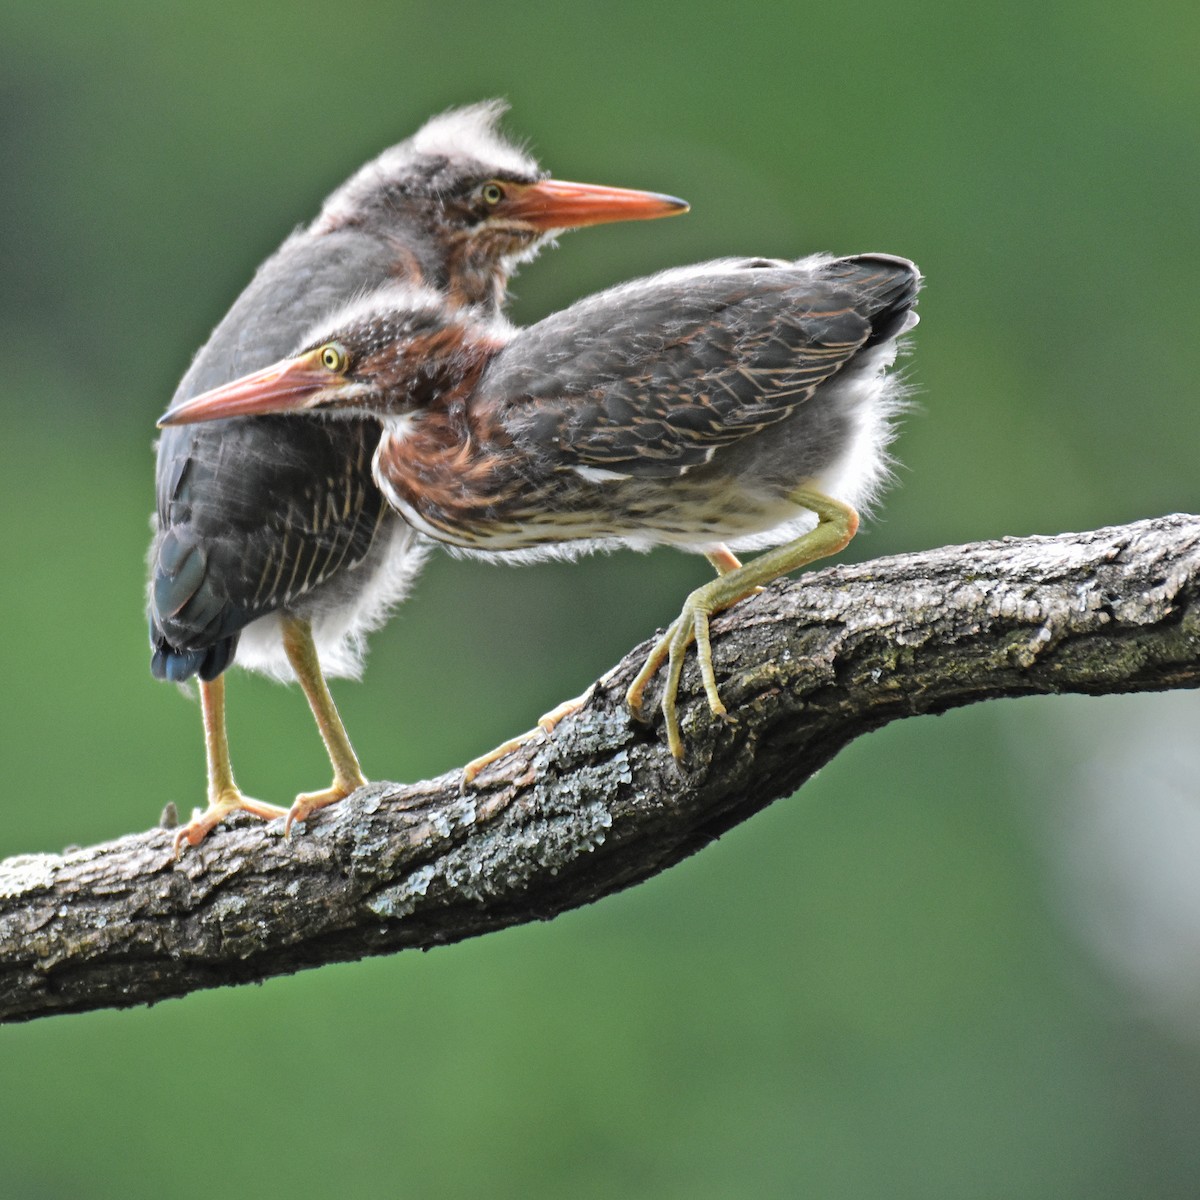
[150,228,396,681]
[492,255,919,479]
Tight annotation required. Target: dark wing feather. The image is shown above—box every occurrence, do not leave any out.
[149,228,398,680]
[491,255,918,479]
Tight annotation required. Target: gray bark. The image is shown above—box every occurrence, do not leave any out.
[2,514,1198,1023]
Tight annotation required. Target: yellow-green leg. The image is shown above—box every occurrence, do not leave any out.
[281,615,367,834]
[173,675,288,857]
[462,545,745,786]
[627,490,860,759]
[705,544,769,593]
[462,540,773,785]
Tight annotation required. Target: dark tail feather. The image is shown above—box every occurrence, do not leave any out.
[150,627,238,683]
[827,254,922,347]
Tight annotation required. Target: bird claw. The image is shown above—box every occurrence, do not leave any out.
[284,775,365,837]
[461,728,547,789]
[626,587,737,760]
[172,790,289,859]
[461,688,593,789]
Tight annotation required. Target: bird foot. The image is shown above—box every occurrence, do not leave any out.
[284,774,367,837]
[628,493,860,758]
[625,588,737,759]
[461,687,594,788]
[172,790,289,858]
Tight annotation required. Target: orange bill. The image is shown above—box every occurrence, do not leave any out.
[503,178,688,230]
[158,350,330,426]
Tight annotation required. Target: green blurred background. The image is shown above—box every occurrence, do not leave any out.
[3,1,1200,1196]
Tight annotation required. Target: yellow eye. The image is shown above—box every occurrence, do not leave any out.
[481,182,504,205]
[320,342,348,373]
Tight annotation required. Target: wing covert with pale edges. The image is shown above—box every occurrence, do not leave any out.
[490,256,915,480]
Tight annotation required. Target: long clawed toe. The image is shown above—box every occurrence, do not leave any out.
[626,595,732,760]
[172,790,289,858]
[625,493,860,759]
[284,772,367,837]
[172,776,365,856]
[460,733,536,789]
[461,687,595,788]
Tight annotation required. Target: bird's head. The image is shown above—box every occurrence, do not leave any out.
[313,101,688,307]
[158,286,500,428]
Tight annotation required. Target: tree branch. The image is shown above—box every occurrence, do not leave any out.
[3,514,1198,1023]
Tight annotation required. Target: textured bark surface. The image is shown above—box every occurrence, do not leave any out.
[3,514,1198,1023]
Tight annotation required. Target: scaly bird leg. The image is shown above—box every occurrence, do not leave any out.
[464,545,758,786]
[281,615,367,835]
[173,675,289,857]
[624,543,766,734]
[627,491,860,759]
[704,544,744,575]
[705,543,766,593]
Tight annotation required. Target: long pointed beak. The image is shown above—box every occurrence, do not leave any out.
[506,178,689,231]
[158,350,332,426]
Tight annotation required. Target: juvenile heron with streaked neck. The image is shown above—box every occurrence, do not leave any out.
[162,252,921,767]
[149,101,688,854]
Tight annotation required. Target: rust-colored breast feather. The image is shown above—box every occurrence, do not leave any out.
[376,407,533,544]
[374,336,532,544]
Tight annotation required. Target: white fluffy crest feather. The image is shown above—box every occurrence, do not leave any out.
[317,101,538,228]
[408,100,536,177]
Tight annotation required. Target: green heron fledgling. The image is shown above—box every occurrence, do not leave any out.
[161,253,921,763]
[150,101,688,853]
